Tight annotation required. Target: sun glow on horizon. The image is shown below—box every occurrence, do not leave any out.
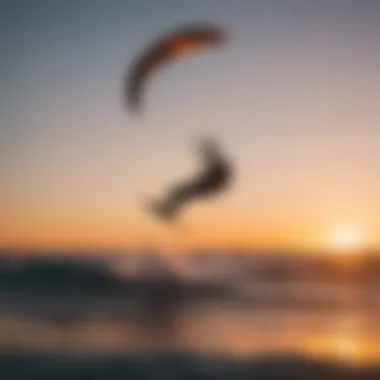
[327,226,366,253]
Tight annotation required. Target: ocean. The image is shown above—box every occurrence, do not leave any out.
[0,253,379,379]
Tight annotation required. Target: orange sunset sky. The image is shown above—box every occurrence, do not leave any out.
[1,1,380,253]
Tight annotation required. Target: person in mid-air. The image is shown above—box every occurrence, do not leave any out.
[148,138,233,222]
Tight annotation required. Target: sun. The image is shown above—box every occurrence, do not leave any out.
[328,226,365,252]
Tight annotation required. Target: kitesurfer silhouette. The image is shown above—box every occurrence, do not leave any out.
[148,138,233,222]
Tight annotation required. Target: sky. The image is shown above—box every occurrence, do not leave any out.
[1,0,380,252]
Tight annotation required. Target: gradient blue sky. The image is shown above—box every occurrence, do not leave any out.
[1,0,380,251]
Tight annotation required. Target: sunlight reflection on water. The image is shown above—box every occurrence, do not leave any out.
[1,306,379,365]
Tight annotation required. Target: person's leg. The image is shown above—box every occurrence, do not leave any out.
[160,182,198,216]
[148,179,199,222]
